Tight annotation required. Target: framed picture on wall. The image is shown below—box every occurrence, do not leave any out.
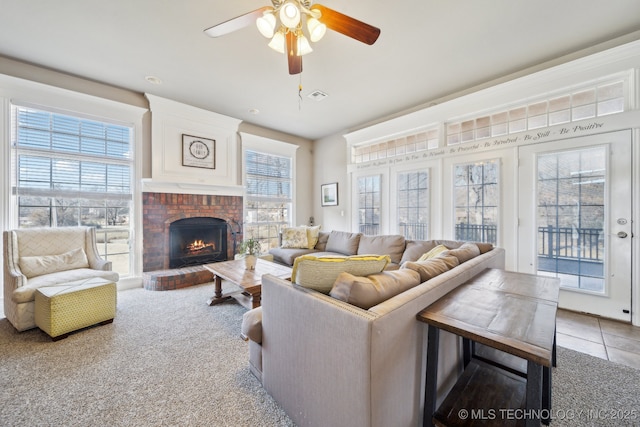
[321,182,339,206]
[182,134,216,169]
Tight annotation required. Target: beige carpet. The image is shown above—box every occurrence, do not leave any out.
[0,283,294,427]
[1,283,639,426]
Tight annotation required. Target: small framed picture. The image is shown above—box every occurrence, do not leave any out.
[321,182,339,206]
[182,134,215,169]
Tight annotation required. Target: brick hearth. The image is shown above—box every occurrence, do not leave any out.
[142,192,243,276]
[142,265,214,291]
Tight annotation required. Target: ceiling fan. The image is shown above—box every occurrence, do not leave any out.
[204,0,381,75]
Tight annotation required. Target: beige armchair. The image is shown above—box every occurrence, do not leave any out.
[3,226,119,331]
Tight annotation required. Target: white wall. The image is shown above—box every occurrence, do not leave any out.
[312,133,350,231]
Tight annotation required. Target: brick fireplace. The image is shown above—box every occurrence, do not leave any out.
[142,192,243,273]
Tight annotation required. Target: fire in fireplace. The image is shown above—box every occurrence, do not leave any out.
[169,217,228,268]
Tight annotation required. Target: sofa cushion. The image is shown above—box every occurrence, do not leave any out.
[400,240,438,264]
[19,248,89,279]
[291,254,390,294]
[357,234,406,265]
[401,254,460,282]
[269,247,318,266]
[314,232,330,251]
[330,269,421,309]
[442,242,481,264]
[417,244,449,261]
[325,231,362,255]
[281,227,309,249]
[241,307,263,343]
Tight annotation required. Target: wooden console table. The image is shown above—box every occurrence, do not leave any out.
[417,269,559,427]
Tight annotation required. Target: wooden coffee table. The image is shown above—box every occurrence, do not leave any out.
[203,258,292,309]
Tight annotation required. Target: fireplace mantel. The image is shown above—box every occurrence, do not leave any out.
[141,179,244,197]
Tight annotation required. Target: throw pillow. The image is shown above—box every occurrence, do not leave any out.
[19,247,90,279]
[281,227,309,249]
[241,307,263,343]
[401,255,460,282]
[417,244,449,262]
[400,240,437,264]
[330,269,421,309]
[442,242,481,264]
[299,225,321,249]
[291,254,390,294]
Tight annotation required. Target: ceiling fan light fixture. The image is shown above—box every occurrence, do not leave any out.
[297,33,313,56]
[306,17,326,43]
[280,2,301,29]
[268,29,286,53]
[256,12,276,38]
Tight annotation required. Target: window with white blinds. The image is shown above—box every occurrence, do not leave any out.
[244,149,292,250]
[11,104,133,275]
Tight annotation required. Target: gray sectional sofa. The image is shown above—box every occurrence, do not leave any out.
[270,230,424,270]
[244,230,506,427]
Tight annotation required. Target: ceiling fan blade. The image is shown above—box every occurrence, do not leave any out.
[204,6,272,38]
[313,4,380,45]
[286,31,303,75]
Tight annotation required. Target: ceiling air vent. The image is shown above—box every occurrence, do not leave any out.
[308,90,329,101]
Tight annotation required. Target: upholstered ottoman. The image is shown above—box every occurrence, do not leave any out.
[34,277,117,340]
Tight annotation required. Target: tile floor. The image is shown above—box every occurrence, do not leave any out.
[557,308,640,370]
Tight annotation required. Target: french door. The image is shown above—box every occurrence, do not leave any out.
[518,130,632,321]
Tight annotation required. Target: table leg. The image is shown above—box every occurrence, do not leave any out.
[462,337,472,367]
[207,275,232,306]
[251,292,261,309]
[542,365,551,425]
[526,360,543,427]
[423,325,440,427]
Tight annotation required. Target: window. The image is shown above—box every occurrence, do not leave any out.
[397,170,429,239]
[351,128,439,164]
[357,175,381,235]
[453,160,499,244]
[244,149,292,251]
[11,105,133,275]
[446,78,626,145]
[536,147,605,292]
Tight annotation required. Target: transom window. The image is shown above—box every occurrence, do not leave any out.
[11,105,133,275]
[447,79,626,145]
[351,128,439,164]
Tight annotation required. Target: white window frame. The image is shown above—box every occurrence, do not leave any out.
[0,73,145,285]
[240,133,298,250]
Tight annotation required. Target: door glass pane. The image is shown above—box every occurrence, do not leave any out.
[397,170,429,239]
[358,175,381,235]
[453,160,498,244]
[536,147,605,292]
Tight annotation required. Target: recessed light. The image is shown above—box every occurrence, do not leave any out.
[145,75,162,85]
[249,108,260,115]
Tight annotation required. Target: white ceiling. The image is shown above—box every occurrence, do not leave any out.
[1,0,639,140]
